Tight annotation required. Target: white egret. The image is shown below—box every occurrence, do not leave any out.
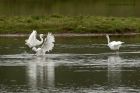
[106,34,124,51]
[32,33,55,55]
[25,30,44,48]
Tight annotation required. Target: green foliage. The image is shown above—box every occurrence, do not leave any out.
[0,15,139,34]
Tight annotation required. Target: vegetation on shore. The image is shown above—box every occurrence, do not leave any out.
[0,15,140,34]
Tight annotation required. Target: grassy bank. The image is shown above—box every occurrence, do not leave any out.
[0,15,140,34]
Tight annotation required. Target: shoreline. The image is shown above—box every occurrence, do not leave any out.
[0,16,140,34]
[0,33,140,37]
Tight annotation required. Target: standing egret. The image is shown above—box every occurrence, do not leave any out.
[106,34,124,51]
[25,30,44,48]
[32,33,55,55]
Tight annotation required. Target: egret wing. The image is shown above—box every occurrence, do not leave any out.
[25,30,38,47]
[41,33,55,52]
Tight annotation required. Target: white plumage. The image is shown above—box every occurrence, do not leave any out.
[32,32,55,55]
[42,33,55,52]
[106,34,124,50]
[25,30,44,48]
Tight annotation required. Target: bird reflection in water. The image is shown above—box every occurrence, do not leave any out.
[107,55,123,88]
[26,56,55,90]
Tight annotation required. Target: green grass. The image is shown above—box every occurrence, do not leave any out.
[0,15,140,34]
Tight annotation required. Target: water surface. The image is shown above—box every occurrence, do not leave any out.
[0,35,140,92]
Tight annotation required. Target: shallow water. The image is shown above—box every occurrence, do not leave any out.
[0,35,140,93]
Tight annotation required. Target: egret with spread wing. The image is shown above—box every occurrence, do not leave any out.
[32,33,55,55]
[106,34,124,51]
[25,30,44,48]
